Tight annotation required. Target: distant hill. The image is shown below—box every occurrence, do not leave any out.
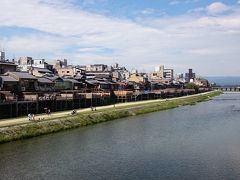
[205,77,240,86]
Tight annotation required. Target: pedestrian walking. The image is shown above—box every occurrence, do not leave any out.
[48,109,51,115]
[71,110,76,115]
[28,113,32,121]
[44,107,48,114]
[32,114,35,121]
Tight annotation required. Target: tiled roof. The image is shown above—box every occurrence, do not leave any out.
[0,61,17,66]
[7,72,37,80]
[85,80,99,85]
[44,75,63,81]
[0,75,18,82]
[38,77,54,84]
[63,79,82,84]
[33,67,52,73]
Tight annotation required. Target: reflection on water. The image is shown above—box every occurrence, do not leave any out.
[1,93,240,180]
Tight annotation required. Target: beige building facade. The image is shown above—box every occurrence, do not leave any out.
[149,65,174,81]
[56,66,83,77]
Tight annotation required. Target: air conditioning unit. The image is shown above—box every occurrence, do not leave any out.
[21,87,26,91]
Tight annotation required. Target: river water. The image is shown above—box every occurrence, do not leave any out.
[1,93,240,180]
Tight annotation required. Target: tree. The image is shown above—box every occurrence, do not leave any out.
[185,83,199,93]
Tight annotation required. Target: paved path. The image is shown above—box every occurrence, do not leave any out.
[0,92,213,128]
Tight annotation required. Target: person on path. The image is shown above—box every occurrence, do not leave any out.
[48,109,51,115]
[71,110,76,115]
[44,107,48,114]
[32,114,35,121]
[28,113,32,121]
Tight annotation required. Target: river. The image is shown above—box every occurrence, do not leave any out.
[1,93,240,180]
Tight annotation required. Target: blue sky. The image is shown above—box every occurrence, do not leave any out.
[75,0,236,17]
[0,0,240,76]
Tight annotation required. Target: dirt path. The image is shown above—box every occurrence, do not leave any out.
[0,92,212,128]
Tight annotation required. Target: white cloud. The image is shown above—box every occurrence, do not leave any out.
[1,34,76,59]
[169,1,180,5]
[0,0,240,75]
[207,2,231,15]
[141,8,155,15]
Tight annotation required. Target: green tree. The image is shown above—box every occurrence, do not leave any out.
[185,83,199,93]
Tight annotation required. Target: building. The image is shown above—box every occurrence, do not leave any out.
[56,66,85,77]
[185,69,196,82]
[0,75,18,92]
[37,77,55,92]
[111,63,130,81]
[0,61,17,74]
[175,73,184,82]
[0,51,17,74]
[128,73,148,83]
[193,78,210,87]
[149,65,174,81]
[76,65,87,71]
[163,69,174,80]
[0,51,5,61]
[0,75,18,102]
[4,72,38,92]
[86,64,108,72]
[18,57,53,72]
[52,59,68,69]
[54,78,83,90]
[32,67,54,77]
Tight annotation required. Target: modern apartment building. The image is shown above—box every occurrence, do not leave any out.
[18,57,53,72]
[149,65,174,81]
[185,69,196,82]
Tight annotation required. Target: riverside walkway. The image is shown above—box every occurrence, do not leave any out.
[0,91,214,128]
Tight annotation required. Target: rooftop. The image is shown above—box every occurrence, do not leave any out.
[0,61,17,66]
[0,75,18,82]
[33,67,52,73]
[38,77,54,84]
[6,72,37,80]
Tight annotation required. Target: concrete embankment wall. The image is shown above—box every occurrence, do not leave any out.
[0,91,221,144]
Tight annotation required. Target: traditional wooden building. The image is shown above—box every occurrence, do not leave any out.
[0,61,17,74]
[0,75,18,91]
[37,77,55,92]
[32,67,53,77]
[5,72,38,92]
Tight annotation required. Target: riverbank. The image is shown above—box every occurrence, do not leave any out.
[0,91,221,144]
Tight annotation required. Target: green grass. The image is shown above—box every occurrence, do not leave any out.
[0,91,221,144]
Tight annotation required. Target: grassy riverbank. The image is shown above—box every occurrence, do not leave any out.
[0,91,221,144]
